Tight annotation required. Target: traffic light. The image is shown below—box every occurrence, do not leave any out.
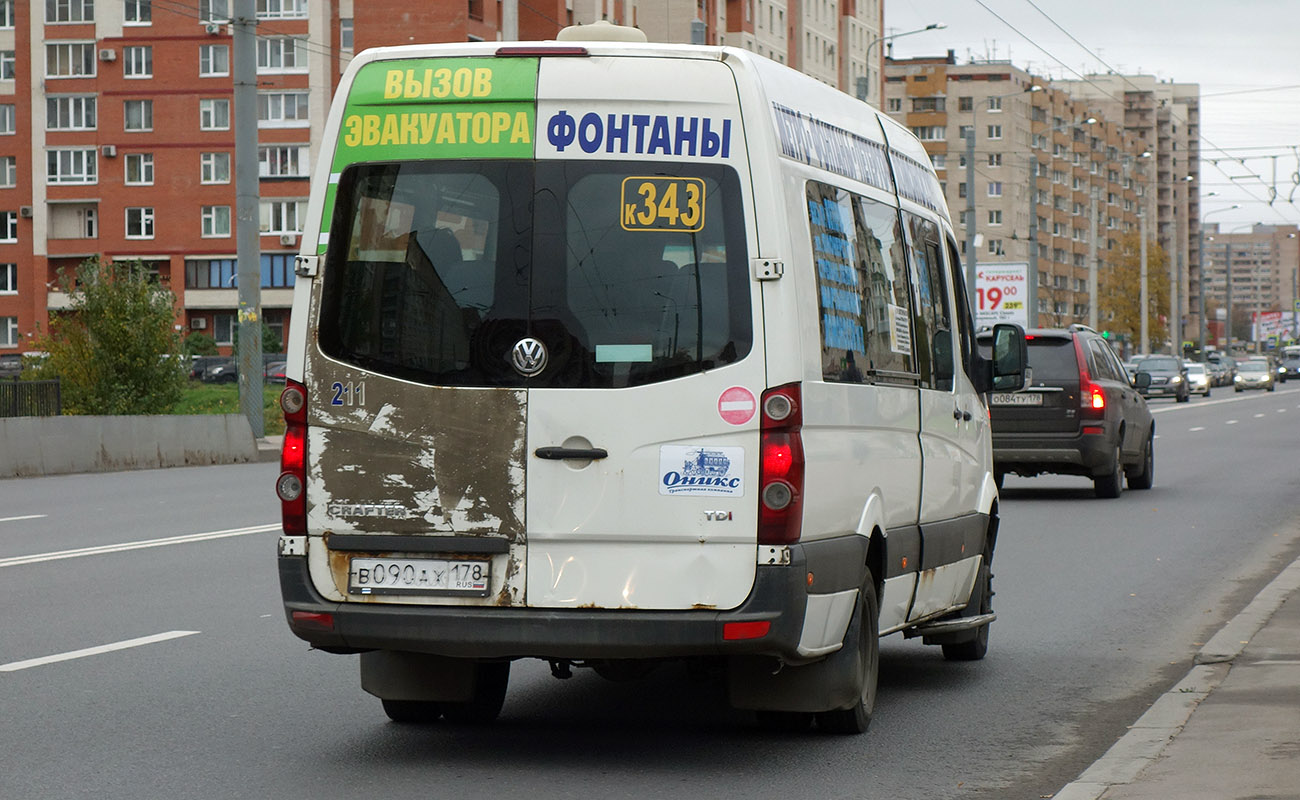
[1101,330,1111,339]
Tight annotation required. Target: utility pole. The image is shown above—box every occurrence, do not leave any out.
[1088,188,1098,330]
[1027,174,1038,327]
[233,0,263,437]
[1139,211,1148,354]
[965,125,977,307]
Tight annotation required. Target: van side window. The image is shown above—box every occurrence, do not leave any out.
[806,181,915,383]
[945,237,978,385]
[906,214,953,391]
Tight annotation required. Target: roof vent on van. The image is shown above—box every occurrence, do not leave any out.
[555,20,649,43]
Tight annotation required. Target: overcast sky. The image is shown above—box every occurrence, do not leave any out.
[885,0,1300,231]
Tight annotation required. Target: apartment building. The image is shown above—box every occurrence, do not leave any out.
[884,53,1149,330]
[1200,223,1300,347]
[0,0,885,357]
[1054,74,1201,346]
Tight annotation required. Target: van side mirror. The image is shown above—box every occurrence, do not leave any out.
[988,323,1028,392]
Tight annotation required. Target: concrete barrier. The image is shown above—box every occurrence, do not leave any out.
[0,414,261,479]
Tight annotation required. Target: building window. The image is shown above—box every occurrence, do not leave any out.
[185,258,237,289]
[200,0,230,22]
[125,0,151,24]
[125,153,153,185]
[46,0,95,23]
[0,262,15,293]
[1,316,16,347]
[958,96,972,112]
[257,37,307,72]
[199,98,230,130]
[987,181,1003,197]
[987,153,1002,167]
[0,211,16,242]
[987,124,1002,140]
[123,45,152,78]
[259,199,304,234]
[987,239,1004,255]
[0,51,14,80]
[259,145,309,177]
[0,156,15,188]
[124,99,153,131]
[47,148,97,184]
[340,18,353,49]
[261,253,296,287]
[46,43,96,78]
[988,210,1002,225]
[885,97,901,113]
[930,154,946,170]
[987,96,1002,111]
[213,312,234,344]
[199,44,229,76]
[256,0,307,19]
[201,205,231,237]
[47,95,97,130]
[0,104,16,134]
[257,92,309,126]
[126,207,154,239]
[0,1,13,28]
[201,152,230,183]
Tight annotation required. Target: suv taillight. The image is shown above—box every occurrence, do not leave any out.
[758,383,804,545]
[1072,335,1106,419]
[277,379,307,536]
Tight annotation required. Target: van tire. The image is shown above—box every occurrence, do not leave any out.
[1093,444,1124,499]
[381,699,443,724]
[814,570,880,735]
[941,541,993,662]
[441,661,510,724]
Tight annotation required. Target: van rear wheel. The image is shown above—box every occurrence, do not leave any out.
[815,570,879,735]
[381,699,443,724]
[440,661,510,724]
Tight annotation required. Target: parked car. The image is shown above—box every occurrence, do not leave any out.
[264,361,287,384]
[1235,359,1275,392]
[979,325,1154,498]
[200,358,238,383]
[1277,346,1300,382]
[1135,355,1190,402]
[0,353,21,378]
[1183,361,1211,397]
[189,355,227,381]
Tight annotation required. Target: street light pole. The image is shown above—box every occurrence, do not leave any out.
[860,22,946,106]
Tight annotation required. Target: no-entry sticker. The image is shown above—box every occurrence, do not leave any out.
[718,386,756,426]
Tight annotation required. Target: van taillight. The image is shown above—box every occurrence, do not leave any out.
[278,379,307,536]
[758,383,803,545]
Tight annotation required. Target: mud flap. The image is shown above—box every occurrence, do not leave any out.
[360,650,477,702]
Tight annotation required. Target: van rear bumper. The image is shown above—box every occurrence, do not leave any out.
[278,535,867,662]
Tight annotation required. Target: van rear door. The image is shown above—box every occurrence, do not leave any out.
[304,54,763,612]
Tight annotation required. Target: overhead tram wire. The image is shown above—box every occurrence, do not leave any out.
[150,0,348,65]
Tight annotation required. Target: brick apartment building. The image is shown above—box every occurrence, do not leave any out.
[884,53,1152,334]
[0,0,886,358]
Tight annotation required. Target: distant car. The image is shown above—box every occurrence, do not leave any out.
[1207,354,1238,386]
[978,325,1154,498]
[1183,361,1211,397]
[1278,347,1300,382]
[1235,359,1275,392]
[201,358,238,383]
[264,361,287,384]
[1205,360,1229,386]
[1135,355,1190,402]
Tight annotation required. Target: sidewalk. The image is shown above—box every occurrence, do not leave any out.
[257,434,283,463]
[1054,555,1300,800]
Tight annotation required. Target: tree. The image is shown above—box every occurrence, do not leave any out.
[29,258,186,415]
[232,320,284,354]
[183,331,219,357]
[1099,231,1170,350]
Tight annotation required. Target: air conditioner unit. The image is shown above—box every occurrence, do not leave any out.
[191,318,208,330]
[279,234,298,246]
[204,22,223,35]
[101,144,117,158]
[98,48,116,62]
[19,206,32,218]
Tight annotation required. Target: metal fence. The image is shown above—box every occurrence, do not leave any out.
[0,378,62,417]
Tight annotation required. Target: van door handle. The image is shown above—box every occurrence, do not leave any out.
[535,446,609,460]
[953,408,971,421]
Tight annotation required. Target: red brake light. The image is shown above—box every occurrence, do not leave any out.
[1084,382,1106,411]
[723,621,771,641]
[759,383,803,546]
[495,46,589,56]
[278,379,307,536]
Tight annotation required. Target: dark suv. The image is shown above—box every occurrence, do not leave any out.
[977,325,1154,498]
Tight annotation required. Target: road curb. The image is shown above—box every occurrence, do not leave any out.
[1050,553,1300,800]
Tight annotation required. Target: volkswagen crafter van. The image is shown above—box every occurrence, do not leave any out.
[275,21,1027,734]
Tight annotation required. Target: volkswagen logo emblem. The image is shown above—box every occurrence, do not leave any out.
[510,337,548,376]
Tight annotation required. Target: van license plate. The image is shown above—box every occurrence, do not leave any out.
[990,392,1043,406]
[348,557,490,596]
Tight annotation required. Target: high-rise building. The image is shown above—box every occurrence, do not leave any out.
[884,53,1149,333]
[1200,223,1300,348]
[0,0,883,357]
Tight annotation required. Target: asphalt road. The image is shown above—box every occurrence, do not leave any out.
[3,385,1299,799]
